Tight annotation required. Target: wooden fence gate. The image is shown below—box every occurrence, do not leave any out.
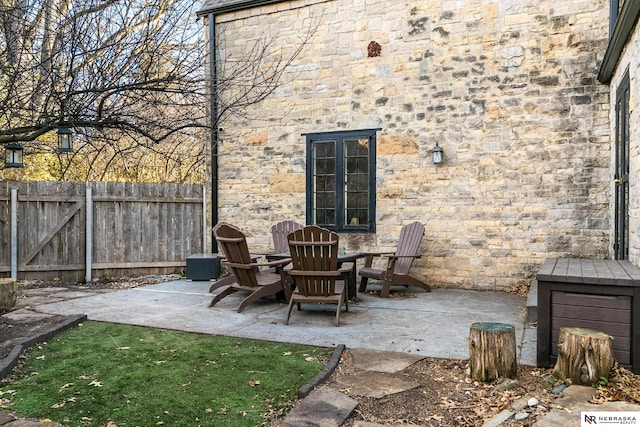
[0,181,207,282]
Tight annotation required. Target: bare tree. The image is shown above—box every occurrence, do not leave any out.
[0,0,205,144]
[0,0,317,182]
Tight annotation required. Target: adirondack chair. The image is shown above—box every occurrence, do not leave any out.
[271,220,304,253]
[358,221,431,298]
[209,222,292,312]
[208,222,243,293]
[285,225,352,326]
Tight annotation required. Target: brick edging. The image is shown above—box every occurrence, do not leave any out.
[0,314,88,380]
[298,344,346,398]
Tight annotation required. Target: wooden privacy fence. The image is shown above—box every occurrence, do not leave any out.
[0,181,207,282]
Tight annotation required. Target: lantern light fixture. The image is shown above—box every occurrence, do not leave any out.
[56,127,74,153]
[431,142,443,165]
[3,142,24,168]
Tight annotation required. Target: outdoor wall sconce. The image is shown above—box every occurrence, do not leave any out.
[431,142,443,164]
[55,127,74,153]
[3,142,24,168]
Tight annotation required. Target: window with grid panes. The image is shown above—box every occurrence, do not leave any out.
[304,129,377,232]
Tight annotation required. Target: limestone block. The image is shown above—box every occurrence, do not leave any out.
[269,173,305,193]
[378,135,419,155]
[245,133,267,145]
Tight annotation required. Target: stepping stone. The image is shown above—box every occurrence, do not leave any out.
[2,309,55,322]
[282,386,357,427]
[333,371,420,398]
[0,412,17,425]
[554,385,597,406]
[350,347,424,373]
[20,287,69,295]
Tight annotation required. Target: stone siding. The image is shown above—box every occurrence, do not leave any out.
[209,0,612,291]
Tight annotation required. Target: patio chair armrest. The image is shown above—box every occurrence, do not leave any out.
[220,255,259,264]
[338,262,354,274]
[260,257,291,268]
[224,259,289,269]
[230,258,290,269]
[224,262,255,270]
[386,254,422,260]
[362,251,395,256]
[362,251,395,268]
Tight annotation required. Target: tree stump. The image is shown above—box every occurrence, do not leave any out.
[0,278,17,310]
[469,322,517,382]
[553,327,614,386]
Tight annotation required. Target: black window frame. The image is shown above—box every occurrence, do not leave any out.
[303,128,378,233]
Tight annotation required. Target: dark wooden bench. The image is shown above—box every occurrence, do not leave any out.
[536,258,640,374]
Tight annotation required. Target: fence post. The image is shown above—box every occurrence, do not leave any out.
[85,186,93,283]
[202,185,207,253]
[10,186,17,279]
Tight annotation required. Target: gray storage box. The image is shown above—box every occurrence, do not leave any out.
[186,253,221,281]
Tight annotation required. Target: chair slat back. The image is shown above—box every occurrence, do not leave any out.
[213,222,258,287]
[271,220,304,253]
[288,225,339,297]
[394,221,425,275]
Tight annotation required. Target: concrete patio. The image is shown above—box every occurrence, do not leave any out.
[33,279,537,366]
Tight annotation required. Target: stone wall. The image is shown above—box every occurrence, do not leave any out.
[608,18,640,264]
[209,0,612,291]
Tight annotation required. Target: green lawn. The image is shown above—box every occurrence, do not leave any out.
[0,321,332,427]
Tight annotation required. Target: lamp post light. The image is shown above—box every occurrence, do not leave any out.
[3,142,24,168]
[56,127,74,153]
[431,142,443,165]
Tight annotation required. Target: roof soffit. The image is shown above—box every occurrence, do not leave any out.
[598,0,640,83]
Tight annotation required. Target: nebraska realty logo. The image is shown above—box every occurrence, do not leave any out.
[582,412,639,426]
